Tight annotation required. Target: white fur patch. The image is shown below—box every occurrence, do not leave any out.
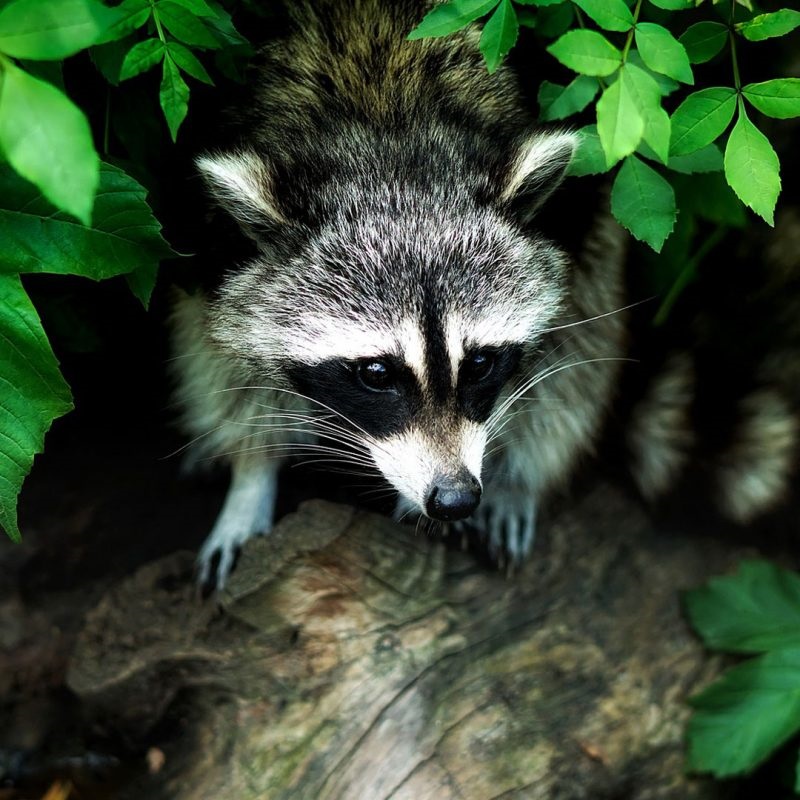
[197,150,285,224]
[283,317,401,363]
[398,318,427,386]
[367,423,485,513]
[499,131,577,204]
[445,314,465,380]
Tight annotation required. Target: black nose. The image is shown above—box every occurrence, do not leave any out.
[425,473,482,521]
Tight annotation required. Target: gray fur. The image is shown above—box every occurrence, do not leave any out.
[171,0,630,587]
[173,0,795,589]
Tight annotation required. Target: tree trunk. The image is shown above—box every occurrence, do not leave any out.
[67,483,738,799]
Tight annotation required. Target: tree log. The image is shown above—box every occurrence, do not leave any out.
[67,483,740,799]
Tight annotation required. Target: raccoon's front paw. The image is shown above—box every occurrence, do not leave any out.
[197,518,269,596]
[197,462,278,596]
[475,492,537,569]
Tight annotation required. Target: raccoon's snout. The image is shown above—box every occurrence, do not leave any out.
[425,472,482,521]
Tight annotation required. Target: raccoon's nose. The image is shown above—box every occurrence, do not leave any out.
[425,473,482,521]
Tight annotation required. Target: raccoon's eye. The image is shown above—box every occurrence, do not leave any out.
[356,359,396,392]
[461,351,495,384]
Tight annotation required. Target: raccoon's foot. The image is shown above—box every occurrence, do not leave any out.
[477,491,538,569]
[197,460,279,595]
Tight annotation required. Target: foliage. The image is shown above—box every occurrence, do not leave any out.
[408,0,800,273]
[0,1,796,560]
[685,561,800,790]
[0,0,250,539]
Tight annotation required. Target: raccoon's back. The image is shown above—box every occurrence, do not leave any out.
[237,0,529,153]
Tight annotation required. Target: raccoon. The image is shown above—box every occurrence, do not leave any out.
[171,0,627,588]
[172,0,797,591]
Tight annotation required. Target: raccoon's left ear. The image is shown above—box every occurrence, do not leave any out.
[498,131,577,222]
[196,149,286,234]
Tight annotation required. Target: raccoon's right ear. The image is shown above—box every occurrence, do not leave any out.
[498,131,577,223]
[196,150,286,235]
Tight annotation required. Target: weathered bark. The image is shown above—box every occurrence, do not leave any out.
[67,484,741,799]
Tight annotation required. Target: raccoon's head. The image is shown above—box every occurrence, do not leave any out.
[198,130,576,521]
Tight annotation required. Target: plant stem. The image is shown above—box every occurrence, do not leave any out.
[621,0,643,63]
[654,226,727,326]
[103,87,111,155]
[728,1,741,92]
[149,0,167,44]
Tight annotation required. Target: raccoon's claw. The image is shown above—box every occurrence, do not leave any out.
[479,497,537,569]
[197,525,255,596]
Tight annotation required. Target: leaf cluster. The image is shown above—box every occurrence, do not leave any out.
[0,0,251,539]
[685,561,800,791]
[409,0,799,259]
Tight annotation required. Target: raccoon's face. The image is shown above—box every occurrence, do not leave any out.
[198,131,575,520]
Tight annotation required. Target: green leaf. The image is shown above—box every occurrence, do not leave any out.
[479,0,518,73]
[0,274,73,541]
[669,87,736,156]
[743,79,800,120]
[160,55,190,140]
[166,40,213,84]
[0,161,171,540]
[547,29,621,77]
[686,561,800,654]
[0,0,123,59]
[536,2,573,36]
[737,9,800,42]
[125,263,159,306]
[635,22,693,84]
[91,35,134,85]
[597,75,643,167]
[119,38,165,80]
[672,172,746,226]
[202,0,249,47]
[538,75,599,121]
[687,647,800,778]
[0,61,98,224]
[624,60,662,109]
[627,50,679,96]
[168,0,216,17]
[0,162,173,278]
[648,0,692,8]
[596,63,659,167]
[516,7,536,28]
[155,0,220,48]
[667,143,723,174]
[408,0,499,39]
[724,107,780,225]
[103,0,151,41]
[679,21,728,64]
[571,0,632,32]
[611,155,675,251]
[642,105,670,164]
[624,62,666,163]
[567,125,608,176]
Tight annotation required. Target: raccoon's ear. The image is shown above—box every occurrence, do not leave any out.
[499,131,577,222]
[196,150,286,234]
